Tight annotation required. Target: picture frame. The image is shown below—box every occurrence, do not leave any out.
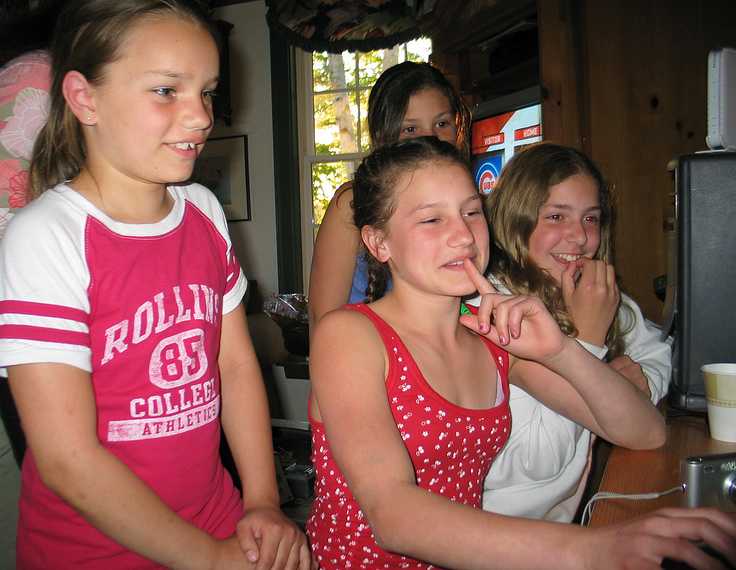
[192,134,251,221]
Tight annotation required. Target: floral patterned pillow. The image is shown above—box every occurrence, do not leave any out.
[0,50,51,238]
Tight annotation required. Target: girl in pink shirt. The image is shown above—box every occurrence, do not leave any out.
[0,1,312,568]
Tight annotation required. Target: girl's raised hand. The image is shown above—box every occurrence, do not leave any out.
[460,259,566,363]
[561,258,619,346]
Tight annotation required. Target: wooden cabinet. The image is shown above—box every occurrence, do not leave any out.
[433,0,736,322]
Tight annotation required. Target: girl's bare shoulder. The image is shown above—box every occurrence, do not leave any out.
[313,305,377,343]
[317,180,356,233]
[331,181,354,211]
[310,306,388,383]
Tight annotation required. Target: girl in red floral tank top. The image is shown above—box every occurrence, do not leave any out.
[306,137,736,570]
[308,302,510,570]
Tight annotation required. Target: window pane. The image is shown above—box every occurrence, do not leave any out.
[313,91,360,156]
[312,52,331,92]
[358,87,370,151]
[404,37,433,62]
[313,51,356,93]
[311,160,358,230]
[342,52,358,90]
[357,48,399,89]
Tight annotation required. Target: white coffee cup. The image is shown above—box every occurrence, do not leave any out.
[702,363,736,442]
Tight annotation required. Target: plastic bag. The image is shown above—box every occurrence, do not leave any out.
[263,294,309,357]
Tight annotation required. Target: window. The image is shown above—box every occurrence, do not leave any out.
[296,40,432,287]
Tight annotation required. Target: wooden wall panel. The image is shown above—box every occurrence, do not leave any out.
[579,0,736,321]
[537,0,585,150]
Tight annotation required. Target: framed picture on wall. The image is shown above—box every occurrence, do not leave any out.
[192,134,251,221]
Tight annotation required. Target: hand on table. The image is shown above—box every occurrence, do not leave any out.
[562,258,619,346]
[235,506,316,570]
[582,507,736,570]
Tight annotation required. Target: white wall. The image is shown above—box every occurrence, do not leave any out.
[213,1,278,299]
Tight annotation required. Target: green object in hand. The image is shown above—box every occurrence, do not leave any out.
[460,303,471,315]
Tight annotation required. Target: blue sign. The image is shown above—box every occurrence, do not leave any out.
[473,153,503,195]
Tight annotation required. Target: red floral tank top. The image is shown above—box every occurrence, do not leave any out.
[307,304,511,569]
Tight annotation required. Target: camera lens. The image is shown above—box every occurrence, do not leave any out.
[724,473,736,504]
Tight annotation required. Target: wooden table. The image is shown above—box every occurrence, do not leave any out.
[589,410,736,527]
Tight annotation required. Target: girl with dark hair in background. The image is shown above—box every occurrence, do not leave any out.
[308,60,471,327]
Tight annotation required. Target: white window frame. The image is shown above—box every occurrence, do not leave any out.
[295,49,315,291]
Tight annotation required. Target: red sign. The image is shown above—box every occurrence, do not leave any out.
[471,112,514,154]
[514,125,542,141]
[484,133,504,146]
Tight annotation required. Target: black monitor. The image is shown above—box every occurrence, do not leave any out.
[665,151,736,412]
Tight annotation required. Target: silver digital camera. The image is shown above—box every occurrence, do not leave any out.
[681,452,736,512]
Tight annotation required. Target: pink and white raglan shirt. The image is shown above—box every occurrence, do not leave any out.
[0,182,247,569]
